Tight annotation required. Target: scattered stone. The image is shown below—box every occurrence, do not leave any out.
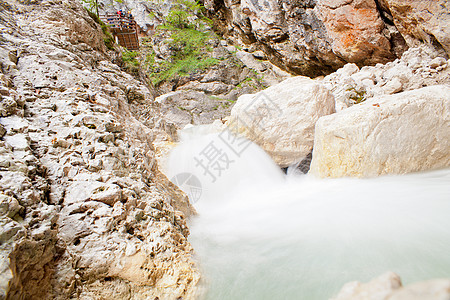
[389,279,450,300]
[89,184,122,206]
[0,194,22,218]
[382,77,403,94]
[323,46,450,111]
[235,51,267,72]
[429,57,447,69]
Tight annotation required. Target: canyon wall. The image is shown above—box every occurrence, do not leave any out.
[202,0,449,77]
[0,0,199,298]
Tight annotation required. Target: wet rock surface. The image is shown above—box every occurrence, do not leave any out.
[0,0,199,298]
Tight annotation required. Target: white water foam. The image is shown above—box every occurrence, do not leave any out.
[165,126,450,300]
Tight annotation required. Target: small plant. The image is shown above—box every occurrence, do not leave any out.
[236,77,253,88]
[101,23,115,50]
[136,0,220,85]
[81,0,99,17]
[346,86,367,104]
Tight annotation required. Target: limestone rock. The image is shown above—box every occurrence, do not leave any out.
[382,0,450,57]
[322,46,450,111]
[205,0,448,77]
[0,0,200,298]
[229,76,335,167]
[332,272,402,300]
[0,194,22,218]
[0,124,6,138]
[177,81,232,95]
[155,90,233,134]
[310,85,450,178]
[389,279,450,300]
[89,183,123,206]
[235,50,267,72]
[204,0,408,77]
[382,77,402,94]
[317,0,395,65]
[332,272,450,300]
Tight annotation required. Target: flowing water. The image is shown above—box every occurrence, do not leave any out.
[164,126,450,300]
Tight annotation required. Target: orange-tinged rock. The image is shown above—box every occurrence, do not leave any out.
[318,0,395,65]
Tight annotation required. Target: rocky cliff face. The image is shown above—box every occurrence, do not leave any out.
[202,0,448,77]
[0,0,199,298]
[378,0,450,57]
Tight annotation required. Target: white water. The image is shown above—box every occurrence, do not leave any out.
[165,126,450,300]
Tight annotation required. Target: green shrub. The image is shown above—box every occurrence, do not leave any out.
[82,0,99,18]
[101,24,115,50]
[136,0,220,85]
[84,8,115,50]
[146,26,219,85]
[122,51,141,75]
[165,0,204,29]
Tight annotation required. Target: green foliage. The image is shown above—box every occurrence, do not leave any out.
[102,28,115,50]
[84,8,115,50]
[236,77,253,88]
[122,51,141,75]
[81,0,99,17]
[208,95,235,109]
[170,28,212,56]
[143,1,219,86]
[123,51,140,66]
[235,73,266,90]
[166,8,190,29]
[165,0,204,29]
[132,0,220,85]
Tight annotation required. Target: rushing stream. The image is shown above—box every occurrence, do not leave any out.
[164,125,450,300]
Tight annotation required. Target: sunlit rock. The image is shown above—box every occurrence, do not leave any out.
[310,85,450,177]
[229,76,335,167]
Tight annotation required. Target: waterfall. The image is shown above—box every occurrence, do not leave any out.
[164,126,450,300]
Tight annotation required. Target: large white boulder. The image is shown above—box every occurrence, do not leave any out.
[310,85,450,178]
[229,76,335,167]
